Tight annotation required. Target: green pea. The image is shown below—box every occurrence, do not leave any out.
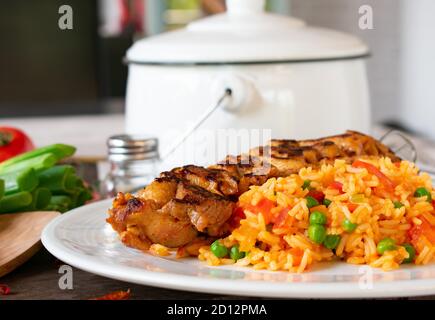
[402,243,416,263]
[308,224,326,244]
[323,198,332,207]
[309,211,327,225]
[210,240,228,258]
[229,245,245,261]
[302,180,311,190]
[393,201,404,209]
[377,238,397,255]
[414,187,432,202]
[342,219,357,232]
[324,235,341,249]
[306,196,319,209]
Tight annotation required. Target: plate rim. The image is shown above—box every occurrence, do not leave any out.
[42,199,435,299]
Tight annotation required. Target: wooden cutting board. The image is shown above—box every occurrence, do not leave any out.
[0,211,60,278]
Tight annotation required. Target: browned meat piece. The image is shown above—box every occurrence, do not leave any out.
[247,131,399,177]
[136,177,178,205]
[163,182,235,236]
[107,130,399,252]
[107,192,198,248]
[141,208,198,248]
[109,175,235,248]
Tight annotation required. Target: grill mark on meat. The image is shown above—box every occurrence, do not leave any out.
[155,175,180,183]
[271,146,304,158]
[126,198,143,212]
[176,183,231,204]
[322,141,335,146]
[115,198,144,222]
[344,149,357,157]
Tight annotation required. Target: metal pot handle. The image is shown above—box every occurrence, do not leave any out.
[160,89,232,160]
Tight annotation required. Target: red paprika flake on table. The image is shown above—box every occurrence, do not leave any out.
[0,127,34,163]
[90,289,131,300]
[0,284,11,295]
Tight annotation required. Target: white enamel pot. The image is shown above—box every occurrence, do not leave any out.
[125,0,371,170]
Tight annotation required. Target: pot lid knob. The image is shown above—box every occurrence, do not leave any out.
[226,0,266,15]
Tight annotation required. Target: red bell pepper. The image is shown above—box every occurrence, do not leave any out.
[229,206,246,228]
[307,189,325,203]
[329,181,344,193]
[352,160,395,192]
[409,218,435,247]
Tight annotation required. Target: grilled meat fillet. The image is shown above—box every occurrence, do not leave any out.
[107,131,399,251]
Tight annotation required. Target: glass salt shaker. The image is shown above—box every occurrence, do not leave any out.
[101,135,159,198]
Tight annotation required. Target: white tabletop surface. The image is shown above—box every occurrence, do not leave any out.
[0,114,125,158]
[2,114,435,172]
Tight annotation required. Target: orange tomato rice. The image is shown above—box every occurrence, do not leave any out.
[198,157,435,272]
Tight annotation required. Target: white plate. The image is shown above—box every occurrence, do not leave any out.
[42,199,435,298]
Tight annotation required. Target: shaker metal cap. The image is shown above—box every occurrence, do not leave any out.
[107,135,159,162]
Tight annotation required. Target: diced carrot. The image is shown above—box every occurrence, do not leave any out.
[272,207,293,229]
[241,198,276,225]
[289,248,304,266]
[253,198,275,224]
[347,203,359,212]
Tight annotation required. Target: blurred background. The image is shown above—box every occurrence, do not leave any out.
[0,0,434,138]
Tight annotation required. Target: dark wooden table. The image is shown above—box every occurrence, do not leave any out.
[1,247,254,300]
[1,247,435,300]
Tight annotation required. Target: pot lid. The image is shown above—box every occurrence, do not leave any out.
[127,0,369,65]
